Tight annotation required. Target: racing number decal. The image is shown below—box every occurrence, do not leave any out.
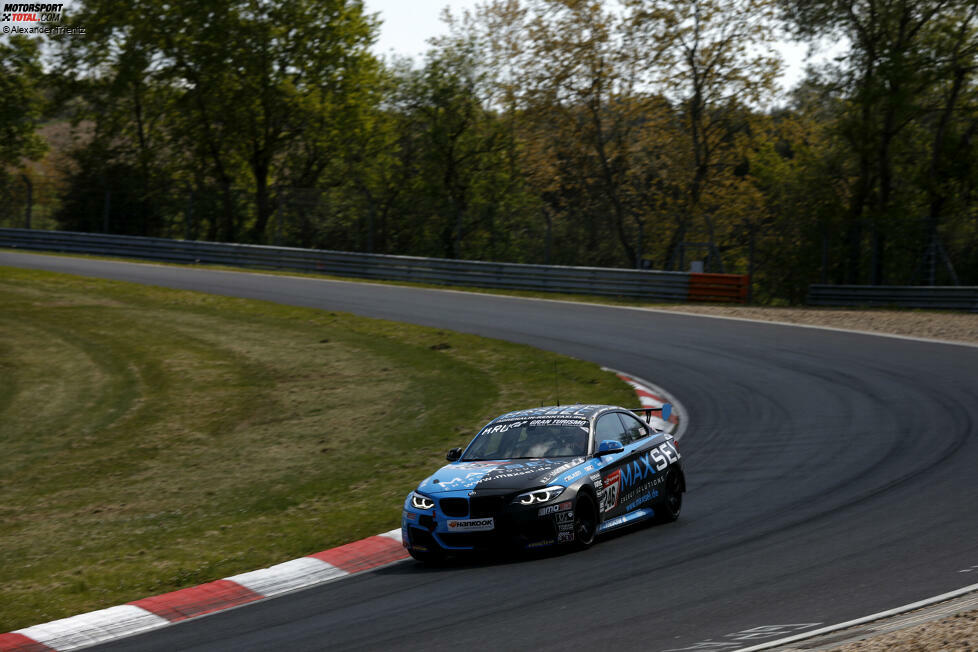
[600,469,621,513]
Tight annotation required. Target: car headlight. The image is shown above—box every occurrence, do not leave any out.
[410,492,435,510]
[516,485,566,505]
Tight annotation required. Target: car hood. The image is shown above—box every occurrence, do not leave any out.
[417,457,587,493]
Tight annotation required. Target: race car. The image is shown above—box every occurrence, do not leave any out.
[402,404,684,561]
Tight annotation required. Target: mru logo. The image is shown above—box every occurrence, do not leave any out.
[2,3,63,22]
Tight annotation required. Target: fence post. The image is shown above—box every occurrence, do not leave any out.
[21,174,32,230]
[103,189,111,234]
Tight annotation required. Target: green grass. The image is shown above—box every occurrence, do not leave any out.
[0,266,635,631]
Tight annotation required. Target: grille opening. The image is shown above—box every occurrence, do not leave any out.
[470,495,507,518]
[439,498,469,517]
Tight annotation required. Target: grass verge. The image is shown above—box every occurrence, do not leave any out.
[0,266,634,631]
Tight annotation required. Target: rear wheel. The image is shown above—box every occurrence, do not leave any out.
[573,492,598,549]
[656,468,683,523]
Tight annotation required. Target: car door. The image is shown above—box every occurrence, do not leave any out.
[592,412,635,519]
[616,411,678,513]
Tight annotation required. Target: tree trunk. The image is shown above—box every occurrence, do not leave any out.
[21,174,32,229]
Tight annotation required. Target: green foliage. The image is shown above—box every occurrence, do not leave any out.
[0,36,47,170]
[11,0,978,299]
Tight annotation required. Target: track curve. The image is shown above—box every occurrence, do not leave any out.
[3,252,977,651]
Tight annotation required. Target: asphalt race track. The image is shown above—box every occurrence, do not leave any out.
[3,251,978,651]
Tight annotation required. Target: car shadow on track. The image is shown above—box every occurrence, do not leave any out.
[375,522,654,576]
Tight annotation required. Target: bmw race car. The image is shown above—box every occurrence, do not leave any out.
[402,404,684,561]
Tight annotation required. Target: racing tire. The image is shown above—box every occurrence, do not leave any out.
[655,468,683,523]
[573,492,598,549]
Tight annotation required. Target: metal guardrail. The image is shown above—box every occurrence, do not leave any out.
[0,228,707,301]
[808,284,978,312]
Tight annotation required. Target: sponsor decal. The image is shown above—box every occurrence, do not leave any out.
[619,455,656,490]
[526,539,555,548]
[600,469,621,513]
[537,500,572,517]
[554,511,575,523]
[528,418,588,428]
[404,511,418,521]
[447,518,494,532]
[455,461,504,469]
[619,442,680,491]
[557,522,575,533]
[619,476,666,505]
[557,531,575,543]
[538,458,586,484]
[563,469,582,483]
[663,440,680,461]
[624,490,658,513]
[437,470,493,490]
[483,459,549,480]
[480,421,525,435]
[496,405,598,420]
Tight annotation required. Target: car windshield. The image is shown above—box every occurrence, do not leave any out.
[462,418,590,460]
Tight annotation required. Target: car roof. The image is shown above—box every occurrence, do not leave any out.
[491,404,617,422]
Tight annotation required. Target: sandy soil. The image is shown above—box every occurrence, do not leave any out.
[652,305,978,345]
[831,608,978,651]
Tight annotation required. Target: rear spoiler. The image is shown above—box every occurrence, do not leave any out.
[631,403,672,424]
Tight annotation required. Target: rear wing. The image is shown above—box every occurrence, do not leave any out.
[631,403,672,424]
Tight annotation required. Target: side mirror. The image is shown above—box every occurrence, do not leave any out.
[661,403,672,421]
[446,447,462,462]
[596,440,624,455]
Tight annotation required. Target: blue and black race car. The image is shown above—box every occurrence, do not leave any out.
[402,404,684,561]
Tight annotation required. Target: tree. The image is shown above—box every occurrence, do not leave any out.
[0,36,46,169]
[781,0,978,284]
[54,0,380,243]
[0,36,47,228]
[626,0,783,271]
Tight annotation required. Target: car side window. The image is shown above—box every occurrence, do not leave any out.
[594,413,627,447]
[619,412,650,444]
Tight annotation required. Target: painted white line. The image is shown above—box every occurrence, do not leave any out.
[226,557,346,599]
[735,582,978,651]
[15,605,169,651]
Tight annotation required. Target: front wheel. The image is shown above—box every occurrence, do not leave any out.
[572,492,598,549]
[655,468,683,523]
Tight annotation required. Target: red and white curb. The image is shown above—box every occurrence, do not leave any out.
[609,368,685,439]
[0,531,406,651]
[0,374,671,652]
